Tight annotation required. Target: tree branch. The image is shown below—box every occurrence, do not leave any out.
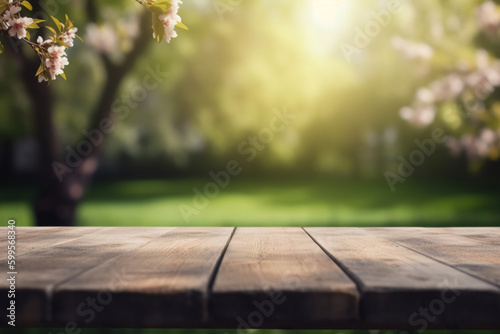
[81,5,153,160]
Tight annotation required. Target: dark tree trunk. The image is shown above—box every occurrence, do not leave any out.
[34,159,97,226]
[8,5,153,226]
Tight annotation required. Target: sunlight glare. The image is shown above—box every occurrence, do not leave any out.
[311,0,351,30]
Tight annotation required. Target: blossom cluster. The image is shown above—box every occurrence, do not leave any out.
[476,1,500,35]
[136,0,187,43]
[85,16,139,55]
[2,3,32,39]
[394,1,500,164]
[399,49,500,160]
[0,0,35,43]
[1,0,186,84]
[0,0,79,83]
[447,129,500,161]
[34,16,79,83]
[391,36,434,62]
[158,0,182,43]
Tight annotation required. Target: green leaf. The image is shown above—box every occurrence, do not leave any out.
[176,21,188,30]
[51,16,63,32]
[56,40,68,48]
[0,41,4,55]
[0,0,10,14]
[27,22,40,29]
[150,0,171,13]
[65,14,73,29]
[152,14,164,43]
[35,63,44,76]
[46,26,57,35]
[60,72,66,80]
[25,30,30,40]
[149,5,164,15]
[20,1,32,10]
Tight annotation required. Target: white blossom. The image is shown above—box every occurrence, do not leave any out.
[430,74,464,101]
[36,36,51,45]
[62,27,78,47]
[2,5,21,25]
[391,36,434,61]
[476,1,500,34]
[85,23,118,53]
[8,16,33,39]
[159,0,182,43]
[45,45,69,80]
[415,87,435,106]
[38,73,48,83]
[460,129,499,159]
[399,105,436,128]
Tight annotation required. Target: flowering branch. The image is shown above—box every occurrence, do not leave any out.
[395,1,500,167]
[135,0,188,43]
[0,0,80,83]
[0,0,187,84]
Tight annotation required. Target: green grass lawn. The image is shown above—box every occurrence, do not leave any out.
[2,178,499,334]
[2,177,500,227]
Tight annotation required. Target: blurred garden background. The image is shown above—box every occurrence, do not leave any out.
[2,0,500,333]
[1,0,500,228]
[0,0,500,230]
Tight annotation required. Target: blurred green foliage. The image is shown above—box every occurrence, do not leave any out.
[1,0,497,178]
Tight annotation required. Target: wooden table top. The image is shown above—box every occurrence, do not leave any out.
[1,227,499,329]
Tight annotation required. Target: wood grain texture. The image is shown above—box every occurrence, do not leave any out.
[0,227,106,258]
[0,227,173,327]
[2,227,500,329]
[305,227,500,329]
[0,227,68,241]
[436,227,500,245]
[368,227,500,287]
[211,227,359,328]
[53,227,234,328]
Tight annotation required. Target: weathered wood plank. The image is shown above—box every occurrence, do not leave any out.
[368,227,500,287]
[211,227,359,328]
[53,227,234,328]
[436,227,500,246]
[0,226,68,241]
[0,227,106,258]
[366,227,500,246]
[0,227,173,327]
[305,227,500,329]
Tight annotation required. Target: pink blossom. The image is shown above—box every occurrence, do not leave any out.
[8,16,33,39]
[62,27,78,47]
[399,106,436,128]
[391,36,434,61]
[159,0,182,43]
[45,45,69,80]
[430,74,464,101]
[2,5,21,24]
[477,1,500,34]
[85,23,118,53]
